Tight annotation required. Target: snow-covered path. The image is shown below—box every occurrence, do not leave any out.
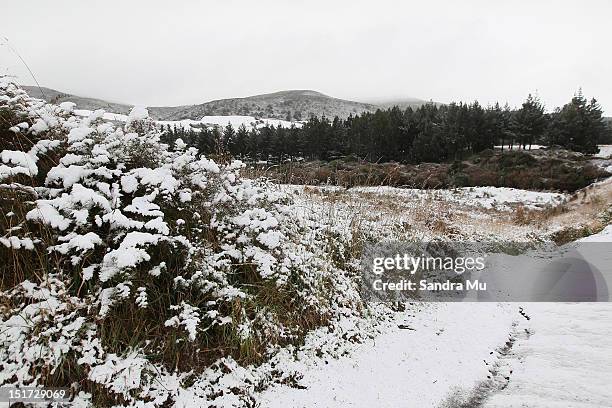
[258,227,612,408]
[485,303,612,408]
[259,303,612,408]
[259,303,519,407]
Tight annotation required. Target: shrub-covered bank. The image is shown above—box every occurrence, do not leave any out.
[246,149,609,192]
[0,79,366,406]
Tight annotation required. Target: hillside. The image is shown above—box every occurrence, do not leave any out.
[22,86,430,121]
[22,86,133,115]
[148,90,377,121]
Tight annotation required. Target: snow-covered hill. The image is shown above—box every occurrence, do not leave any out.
[24,86,404,121]
[147,89,377,121]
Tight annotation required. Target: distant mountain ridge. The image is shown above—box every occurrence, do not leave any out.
[22,86,433,121]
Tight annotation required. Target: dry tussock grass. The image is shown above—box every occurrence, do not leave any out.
[281,171,611,249]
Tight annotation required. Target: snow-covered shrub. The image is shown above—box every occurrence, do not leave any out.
[0,78,362,405]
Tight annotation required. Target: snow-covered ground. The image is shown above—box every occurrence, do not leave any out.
[199,115,298,129]
[260,304,518,408]
[158,115,300,131]
[74,109,129,122]
[484,303,612,408]
[493,144,612,158]
[350,185,567,210]
[284,184,567,212]
[258,301,612,408]
[74,109,300,130]
[257,224,612,407]
[494,145,544,151]
[595,145,612,159]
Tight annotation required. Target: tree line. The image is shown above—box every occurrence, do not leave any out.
[161,91,610,164]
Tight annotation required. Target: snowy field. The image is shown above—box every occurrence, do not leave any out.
[347,185,567,211]
[490,144,612,158]
[74,109,129,122]
[303,184,567,210]
[73,108,299,130]
[158,115,300,131]
[595,144,612,158]
[494,144,544,151]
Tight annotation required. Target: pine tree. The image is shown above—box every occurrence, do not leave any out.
[233,124,249,158]
[223,123,236,154]
[514,94,546,150]
[547,90,606,154]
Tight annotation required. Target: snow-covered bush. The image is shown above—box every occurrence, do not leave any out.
[0,78,362,405]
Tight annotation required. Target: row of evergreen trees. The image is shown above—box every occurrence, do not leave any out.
[161,91,610,164]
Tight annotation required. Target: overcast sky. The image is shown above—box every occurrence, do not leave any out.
[2,0,611,113]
